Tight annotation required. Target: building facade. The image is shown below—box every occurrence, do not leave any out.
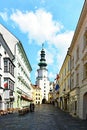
[13,42,32,109]
[0,24,32,110]
[69,0,87,119]
[36,44,50,103]
[32,84,42,105]
[59,51,70,111]
[0,33,15,111]
[58,0,87,119]
[48,82,54,104]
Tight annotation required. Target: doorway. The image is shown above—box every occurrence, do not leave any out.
[42,98,46,104]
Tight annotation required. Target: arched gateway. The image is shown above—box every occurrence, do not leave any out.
[42,98,46,104]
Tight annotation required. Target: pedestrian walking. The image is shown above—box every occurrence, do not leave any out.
[30,103,35,112]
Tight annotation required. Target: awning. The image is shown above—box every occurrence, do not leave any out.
[21,95,32,102]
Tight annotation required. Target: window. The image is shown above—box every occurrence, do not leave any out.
[0,54,1,69]
[4,51,6,55]
[71,73,74,89]
[76,72,79,86]
[9,62,14,76]
[10,90,13,96]
[4,58,14,76]
[83,63,87,79]
[4,59,8,72]
[0,75,1,87]
[71,56,74,69]
[65,68,66,76]
[68,78,70,89]
[12,66,14,76]
[64,82,66,90]
[5,79,14,91]
[76,46,79,61]
[4,78,8,89]
[9,62,11,72]
[68,60,70,71]
[83,30,87,50]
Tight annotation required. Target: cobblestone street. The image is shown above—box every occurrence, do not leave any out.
[0,104,87,130]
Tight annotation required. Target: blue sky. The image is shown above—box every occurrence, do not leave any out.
[0,0,84,84]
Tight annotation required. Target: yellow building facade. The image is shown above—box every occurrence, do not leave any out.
[59,52,70,111]
[32,85,42,105]
[69,0,87,119]
[59,0,87,119]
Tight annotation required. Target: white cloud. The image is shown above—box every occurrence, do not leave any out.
[0,11,8,21]
[0,9,74,60]
[45,49,54,65]
[50,31,74,48]
[10,9,74,51]
[10,9,63,43]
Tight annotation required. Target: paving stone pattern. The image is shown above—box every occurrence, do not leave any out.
[0,104,87,130]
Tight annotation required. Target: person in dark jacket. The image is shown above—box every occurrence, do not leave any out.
[30,103,35,112]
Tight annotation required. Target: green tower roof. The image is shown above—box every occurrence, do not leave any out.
[38,44,47,68]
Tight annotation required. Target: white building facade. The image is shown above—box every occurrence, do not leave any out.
[0,24,32,109]
[14,42,32,109]
[0,33,15,110]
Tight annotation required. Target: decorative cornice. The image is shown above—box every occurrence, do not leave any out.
[17,41,32,72]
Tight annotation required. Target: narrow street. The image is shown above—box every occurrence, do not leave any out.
[0,104,87,130]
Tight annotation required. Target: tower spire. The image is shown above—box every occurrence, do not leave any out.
[42,43,44,49]
[38,43,47,68]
